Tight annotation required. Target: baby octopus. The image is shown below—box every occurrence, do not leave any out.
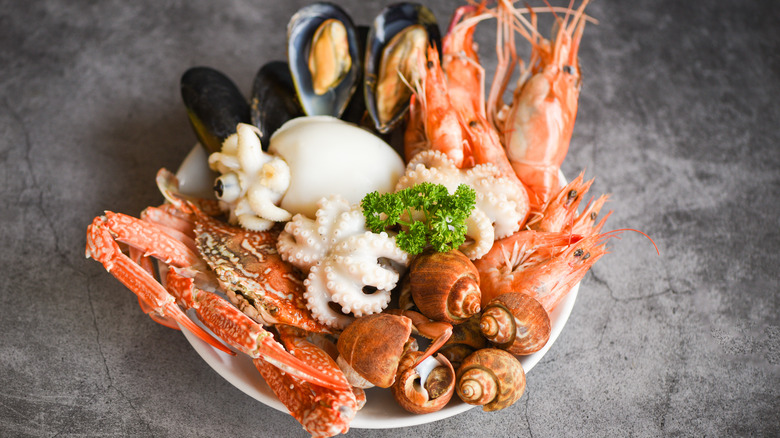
[277,195,410,329]
[396,150,529,260]
[208,123,292,231]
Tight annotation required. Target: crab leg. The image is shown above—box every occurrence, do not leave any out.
[86,216,233,355]
[165,269,349,391]
[254,358,349,438]
[124,244,182,331]
[274,325,359,437]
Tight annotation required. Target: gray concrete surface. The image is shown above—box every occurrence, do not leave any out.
[1,0,778,436]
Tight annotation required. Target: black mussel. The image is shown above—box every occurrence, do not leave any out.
[287,2,361,117]
[181,67,250,153]
[250,61,304,147]
[365,2,440,133]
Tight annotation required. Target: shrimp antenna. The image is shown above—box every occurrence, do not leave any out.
[600,228,660,255]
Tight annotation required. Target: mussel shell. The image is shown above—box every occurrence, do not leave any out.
[250,61,304,146]
[181,66,250,153]
[287,2,361,117]
[364,2,441,133]
[339,25,370,127]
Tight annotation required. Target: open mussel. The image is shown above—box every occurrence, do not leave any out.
[287,2,361,117]
[364,2,440,133]
[181,66,250,153]
[250,61,304,145]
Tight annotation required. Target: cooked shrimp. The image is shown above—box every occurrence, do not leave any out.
[527,171,611,237]
[499,0,592,210]
[405,46,471,167]
[440,3,530,224]
[473,229,583,306]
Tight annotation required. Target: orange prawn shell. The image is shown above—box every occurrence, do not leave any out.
[502,1,590,209]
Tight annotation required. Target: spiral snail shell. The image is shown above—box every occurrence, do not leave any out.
[456,348,526,411]
[391,351,456,414]
[438,315,488,371]
[409,249,481,324]
[480,292,551,355]
[336,313,413,388]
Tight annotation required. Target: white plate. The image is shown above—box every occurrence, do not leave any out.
[175,144,580,429]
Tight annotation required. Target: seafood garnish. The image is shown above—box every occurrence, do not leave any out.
[396,150,529,259]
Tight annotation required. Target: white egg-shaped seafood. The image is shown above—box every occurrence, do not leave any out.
[269,116,405,218]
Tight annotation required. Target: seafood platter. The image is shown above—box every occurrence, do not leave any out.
[85,1,642,436]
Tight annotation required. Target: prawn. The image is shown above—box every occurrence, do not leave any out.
[475,173,614,307]
[499,232,608,313]
[473,229,584,306]
[498,0,592,210]
[404,45,471,167]
[528,170,600,233]
[442,3,525,188]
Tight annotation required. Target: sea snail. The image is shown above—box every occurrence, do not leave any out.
[480,292,551,355]
[456,348,526,411]
[409,249,481,324]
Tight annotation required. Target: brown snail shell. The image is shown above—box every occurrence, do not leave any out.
[410,249,481,324]
[438,315,488,371]
[336,313,412,388]
[480,292,551,355]
[456,348,526,412]
[391,351,456,414]
[396,272,415,311]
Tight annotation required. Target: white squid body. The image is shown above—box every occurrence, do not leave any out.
[208,117,406,231]
[269,116,406,218]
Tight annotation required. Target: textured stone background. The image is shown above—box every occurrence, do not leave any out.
[1,0,778,436]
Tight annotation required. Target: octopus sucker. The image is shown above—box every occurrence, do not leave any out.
[278,195,410,329]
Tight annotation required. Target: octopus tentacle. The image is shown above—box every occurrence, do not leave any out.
[461,208,494,259]
[278,196,411,329]
[277,216,326,271]
[208,123,292,231]
[303,266,355,329]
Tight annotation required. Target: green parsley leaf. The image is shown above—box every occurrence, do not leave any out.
[360,183,476,255]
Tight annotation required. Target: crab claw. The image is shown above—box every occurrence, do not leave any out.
[86,217,234,356]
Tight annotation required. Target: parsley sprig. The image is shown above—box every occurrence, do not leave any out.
[361,182,476,255]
